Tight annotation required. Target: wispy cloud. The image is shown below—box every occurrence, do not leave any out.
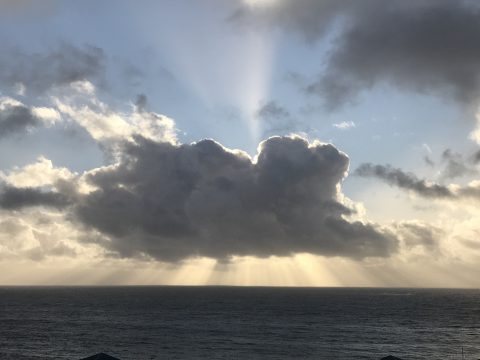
[333,121,355,130]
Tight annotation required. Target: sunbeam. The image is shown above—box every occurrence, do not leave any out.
[140,1,275,147]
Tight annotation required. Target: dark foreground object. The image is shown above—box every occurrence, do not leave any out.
[381,356,403,360]
[80,353,120,360]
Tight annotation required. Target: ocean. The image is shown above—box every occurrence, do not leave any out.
[0,287,478,359]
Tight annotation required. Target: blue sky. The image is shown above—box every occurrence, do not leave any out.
[1,0,475,167]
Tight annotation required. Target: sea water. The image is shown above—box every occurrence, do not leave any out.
[0,287,478,359]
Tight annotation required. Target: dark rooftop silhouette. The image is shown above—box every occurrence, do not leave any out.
[79,353,120,360]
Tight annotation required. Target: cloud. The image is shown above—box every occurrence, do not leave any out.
[0,184,70,210]
[2,156,74,188]
[355,163,455,198]
[440,149,478,179]
[235,0,480,109]
[472,150,480,164]
[333,121,355,130]
[0,97,62,139]
[54,85,177,145]
[257,100,290,120]
[231,0,363,42]
[0,98,41,137]
[256,101,294,133]
[0,212,83,261]
[64,135,398,262]
[395,221,444,252]
[0,43,105,94]
[355,163,480,200]
[256,101,312,135]
[313,0,480,109]
[0,134,401,262]
[424,156,435,167]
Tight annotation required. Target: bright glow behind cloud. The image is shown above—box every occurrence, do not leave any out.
[142,2,275,146]
[469,107,480,144]
[243,0,279,9]
[237,31,275,143]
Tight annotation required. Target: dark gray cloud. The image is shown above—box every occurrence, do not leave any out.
[424,156,435,167]
[472,150,480,164]
[256,101,295,134]
[355,163,480,200]
[257,101,290,120]
[235,0,480,109]
[395,222,444,251]
[71,136,397,262]
[256,101,312,135]
[355,163,455,199]
[0,43,105,93]
[0,185,70,210]
[231,0,364,42]
[0,103,41,138]
[440,149,478,179]
[135,94,148,112]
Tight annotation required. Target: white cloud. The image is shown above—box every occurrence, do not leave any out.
[333,120,355,130]
[2,156,74,188]
[53,81,177,144]
[0,96,23,109]
[31,106,61,125]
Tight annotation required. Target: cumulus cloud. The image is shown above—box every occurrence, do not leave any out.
[0,212,84,261]
[235,0,480,109]
[2,156,74,188]
[71,136,397,261]
[0,135,398,262]
[0,146,75,212]
[0,43,105,94]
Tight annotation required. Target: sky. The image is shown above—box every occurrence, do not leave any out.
[1,0,480,286]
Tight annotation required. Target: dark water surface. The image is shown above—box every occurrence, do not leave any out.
[0,287,478,359]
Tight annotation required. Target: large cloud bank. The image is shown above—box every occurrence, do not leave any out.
[1,135,398,262]
[70,135,397,261]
